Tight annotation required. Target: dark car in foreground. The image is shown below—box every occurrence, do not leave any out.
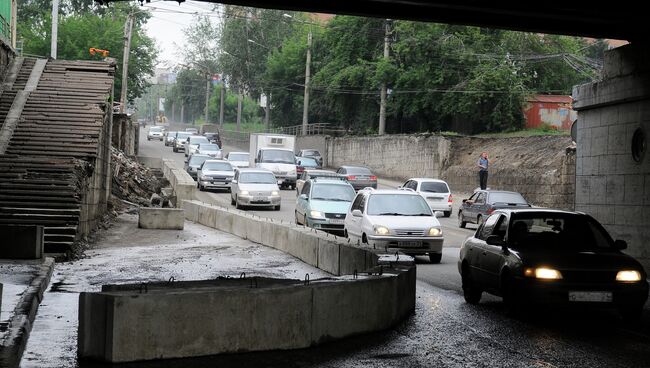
[458,190,530,228]
[458,209,648,320]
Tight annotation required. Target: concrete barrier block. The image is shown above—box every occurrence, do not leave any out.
[317,239,340,276]
[311,277,396,342]
[269,222,291,252]
[78,286,314,362]
[198,204,217,228]
[245,215,263,244]
[181,200,199,222]
[138,208,184,230]
[0,225,44,259]
[392,266,417,320]
[258,220,277,248]
[339,245,368,275]
[230,212,248,239]
[286,228,319,267]
[213,207,234,234]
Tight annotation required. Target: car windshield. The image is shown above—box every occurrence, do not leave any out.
[189,155,209,166]
[229,153,249,161]
[509,213,613,251]
[239,172,277,184]
[149,127,162,132]
[189,137,210,144]
[176,132,191,139]
[490,192,528,205]
[345,167,372,175]
[167,131,177,137]
[202,162,233,171]
[261,150,295,164]
[298,157,318,167]
[199,144,220,151]
[304,150,320,156]
[420,181,449,193]
[311,184,355,202]
[367,194,433,216]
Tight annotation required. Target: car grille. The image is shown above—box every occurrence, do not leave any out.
[561,270,617,283]
[249,191,271,196]
[207,175,232,181]
[325,213,346,219]
[394,229,427,236]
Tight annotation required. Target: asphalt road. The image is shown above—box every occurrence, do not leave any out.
[138,128,477,294]
[136,127,650,368]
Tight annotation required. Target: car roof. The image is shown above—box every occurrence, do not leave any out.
[228,151,249,155]
[494,208,582,216]
[189,154,210,158]
[361,189,420,196]
[408,178,447,183]
[236,168,274,173]
[474,189,523,195]
[339,165,371,170]
[309,178,351,185]
[305,169,335,174]
[203,159,229,164]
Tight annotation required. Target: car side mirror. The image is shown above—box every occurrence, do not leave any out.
[486,235,506,247]
[614,239,627,250]
[299,194,308,201]
[352,209,363,217]
[434,211,444,218]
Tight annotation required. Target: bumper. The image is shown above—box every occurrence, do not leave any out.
[200,180,231,189]
[512,277,649,308]
[307,217,345,234]
[366,235,444,255]
[175,145,185,151]
[352,183,377,190]
[237,195,281,207]
[275,175,297,185]
[427,202,452,212]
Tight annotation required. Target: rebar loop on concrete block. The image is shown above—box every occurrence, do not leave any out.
[353,270,358,279]
[240,272,246,279]
[167,276,175,284]
[304,273,310,285]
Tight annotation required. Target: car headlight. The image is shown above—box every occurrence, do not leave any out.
[524,267,563,280]
[374,225,390,235]
[310,210,325,219]
[271,191,279,196]
[200,175,209,180]
[240,190,249,196]
[616,270,642,282]
[428,227,442,236]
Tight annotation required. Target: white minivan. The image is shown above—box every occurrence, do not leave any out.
[400,178,452,217]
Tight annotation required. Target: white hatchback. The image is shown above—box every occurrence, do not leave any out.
[400,178,452,217]
[344,189,445,263]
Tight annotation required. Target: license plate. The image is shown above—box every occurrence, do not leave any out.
[252,197,266,202]
[329,219,344,225]
[398,241,422,248]
[427,197,443,201]
[568,291,612,302]
[211,181,224,185]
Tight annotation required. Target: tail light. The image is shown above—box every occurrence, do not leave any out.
[370,176,377,180]
[347,175,356,180]
[448,194,453,203]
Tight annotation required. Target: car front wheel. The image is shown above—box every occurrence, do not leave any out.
[444,211,451,218]
[429,253,442,264]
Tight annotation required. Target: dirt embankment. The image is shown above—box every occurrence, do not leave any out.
[443,135,576,209]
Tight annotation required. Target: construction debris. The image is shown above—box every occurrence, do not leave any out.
[111,147,168,207]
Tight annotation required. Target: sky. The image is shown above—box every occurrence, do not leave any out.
[140,1,220,68]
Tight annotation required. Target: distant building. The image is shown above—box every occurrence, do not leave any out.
[0,0,17,49]
[524,94,577,130]
[151,67,177,85]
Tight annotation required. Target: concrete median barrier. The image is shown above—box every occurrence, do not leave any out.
[79,267,414,363]
[162,159,195,208]
[317,238,340,275]
[138,208,184,230]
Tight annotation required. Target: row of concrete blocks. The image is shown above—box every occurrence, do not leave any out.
[77,200,416,363]
[161,158,195,208]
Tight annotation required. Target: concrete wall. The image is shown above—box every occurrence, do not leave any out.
[138,208,184,230]
[162,159,196,208]
[0,38,14,79]
[78,266,414,363]
[573,43,650,271]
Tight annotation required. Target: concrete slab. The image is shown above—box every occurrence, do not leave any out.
[339,245,368,276]
[181,200,199,222]
[0,225,43,259]
[138,208,184,230]
[287,228,319,267]
[317,238,340,276]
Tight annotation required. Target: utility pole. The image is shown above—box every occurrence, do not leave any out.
[236,90,242,132]
[264,92,270,132]
[378,20,390,135]
[219,82,225,126]
[301,30,312,135]
[51,0,60,58]
[120,14,134,113]
[205,76,210,124]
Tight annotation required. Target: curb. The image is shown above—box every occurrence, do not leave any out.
[0,257,55,368]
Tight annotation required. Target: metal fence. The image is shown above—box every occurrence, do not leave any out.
[219,123,346,149]
[0,14,11,44]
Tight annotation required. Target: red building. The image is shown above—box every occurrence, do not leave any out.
[523,94,576,130]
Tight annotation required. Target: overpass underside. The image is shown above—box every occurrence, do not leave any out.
[0,57,116,256]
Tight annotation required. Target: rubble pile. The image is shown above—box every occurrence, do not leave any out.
[111,147,166,207]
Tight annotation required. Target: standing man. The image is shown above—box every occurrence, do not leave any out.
[478,152,490,190]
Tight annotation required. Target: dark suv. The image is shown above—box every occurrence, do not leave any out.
[458,190,530,228]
